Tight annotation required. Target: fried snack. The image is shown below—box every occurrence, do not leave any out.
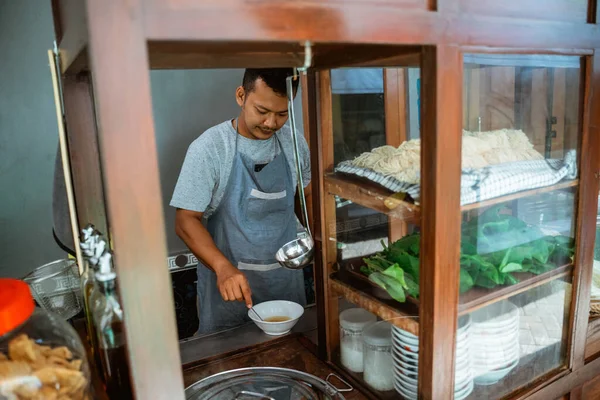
[0,361,32,380]
[45,356,72,369]
[1,334,89,400]
[67,360,82,371]
[35,386,59,400]
[8,335,38,363]
[13,383,39,399]
[33,367,59,386]
[47,347,72,361]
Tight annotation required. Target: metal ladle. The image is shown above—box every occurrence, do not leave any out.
[275,43,314,270]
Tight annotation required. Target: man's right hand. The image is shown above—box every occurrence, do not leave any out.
[215,264,253,308]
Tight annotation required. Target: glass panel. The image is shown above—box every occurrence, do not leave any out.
[334,299,419,398]
[328,64,422,398]
[591,194,600,311]
[460,54,582,399]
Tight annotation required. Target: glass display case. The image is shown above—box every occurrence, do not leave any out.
[49,0,599,398]
[317,53,587,399]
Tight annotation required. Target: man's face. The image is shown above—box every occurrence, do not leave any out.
[237,78,290,140]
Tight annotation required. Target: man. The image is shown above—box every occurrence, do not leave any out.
[171,68,311,335]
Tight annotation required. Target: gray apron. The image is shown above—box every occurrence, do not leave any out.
[196,127,306,335]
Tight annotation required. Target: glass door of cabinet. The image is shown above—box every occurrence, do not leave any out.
[458,53,583,399]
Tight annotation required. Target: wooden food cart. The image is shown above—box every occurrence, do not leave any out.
[50,0,600,399]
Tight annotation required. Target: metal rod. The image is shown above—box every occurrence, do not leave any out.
[48,48,85,276]
[286,76,311,236]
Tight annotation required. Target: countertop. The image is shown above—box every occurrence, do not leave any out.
[182,334,369,400]
[179,304,319,365]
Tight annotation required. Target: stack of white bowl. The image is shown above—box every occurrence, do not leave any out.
[471,300,520,385]
[390,315,474,400]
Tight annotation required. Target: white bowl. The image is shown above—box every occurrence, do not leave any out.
[456,328,471,343]
[395,370,419,386]
[393,341,419,354]
[392,326,418,339]
[472,343,519,358]
[473,358,519,385]
[455,355,471,372]
[471,301,519,327]
[392,351,419,370]
[395,382,417,400]
[473,356,519,373]
[472,352,519,368]
[394,362,419,377]
[398,377,418,393]
[472,334,519,348]
[455,379,475,400]
[393,330,420,346]
[457,315,472,333]
[472,322,519,337]
[247,300,304,336]
[393,349,419,366]
[455,371,473,388]
[397,346,419,359]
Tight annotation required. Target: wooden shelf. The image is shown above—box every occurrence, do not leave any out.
[457,264,572,315]
[325,172,579,219]
[337,260,572,318]
[460,179,579,212]
[325,173,420,223]
[330,271,419,335]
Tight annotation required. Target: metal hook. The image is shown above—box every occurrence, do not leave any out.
[296,41,312,76]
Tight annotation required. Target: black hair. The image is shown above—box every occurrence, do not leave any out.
[242,68,299,97]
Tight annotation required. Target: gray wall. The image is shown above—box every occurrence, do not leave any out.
[151,69,243,254]
[0,0,64,278]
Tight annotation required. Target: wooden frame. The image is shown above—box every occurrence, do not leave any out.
[50,0,600,399]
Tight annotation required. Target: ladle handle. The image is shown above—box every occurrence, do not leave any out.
[286,76,311,237]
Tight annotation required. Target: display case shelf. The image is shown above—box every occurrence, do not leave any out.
[337,260,572,317]
[456,264,572,315]
[329,272,419,335]
[325,173,420,223]
[325,172,579,220]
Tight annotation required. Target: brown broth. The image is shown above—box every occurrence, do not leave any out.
[265,316,291,322]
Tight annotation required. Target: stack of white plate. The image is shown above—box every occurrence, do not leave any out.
[390,315,474,400]
[471,300,520,385]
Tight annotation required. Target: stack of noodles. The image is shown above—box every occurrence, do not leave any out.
[351,129,543,185]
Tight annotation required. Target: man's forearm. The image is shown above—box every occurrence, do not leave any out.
[175,215,231,275]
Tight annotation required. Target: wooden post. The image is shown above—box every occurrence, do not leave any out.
[315,70,340,361]
[84,0,185,398]
[61,74,108,236]
[418,45,463,400]
[384,68,409,242]
[569,52,600,370]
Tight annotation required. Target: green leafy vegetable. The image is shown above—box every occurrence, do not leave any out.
[359,205,575,304]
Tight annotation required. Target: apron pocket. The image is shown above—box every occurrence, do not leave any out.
[244,188,291,233]
[250,188,286,200]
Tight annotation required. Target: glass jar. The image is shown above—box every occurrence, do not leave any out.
[0,278,92,399]
[339,308,376,373]
[363,321,394,391]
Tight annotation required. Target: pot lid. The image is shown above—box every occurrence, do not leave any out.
[185,367,349,400]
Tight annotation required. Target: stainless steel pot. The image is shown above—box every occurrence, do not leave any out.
[184,367,352,400]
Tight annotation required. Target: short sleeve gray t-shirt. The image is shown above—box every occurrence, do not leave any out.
[170,120,311,218]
